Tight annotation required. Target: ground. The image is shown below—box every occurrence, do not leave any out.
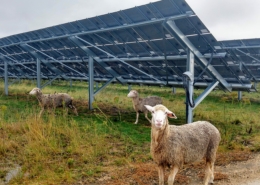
[1,100,260,184]
[92,151,260,185]
[214,152,260,185]
[80,105,260,185]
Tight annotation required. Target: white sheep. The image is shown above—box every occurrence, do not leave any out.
[127,90,162,124]
[29,87,78,117]
[145,104,221,185]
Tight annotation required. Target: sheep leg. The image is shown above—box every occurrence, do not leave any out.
[65,108,68,115]
[168,165,179,185]
[134,112,139,124]
[72,106,78,116]
[144,112,152,123]
[39,108,44,117]
[204,161,214,185]
[209,162,215,184]
[158,165,165,185]
[52,107,56,115]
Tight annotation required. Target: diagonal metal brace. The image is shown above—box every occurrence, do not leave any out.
[71,36,166,85]
[20,44,70,80]
[69,36,126,84]
[163,20,232,92]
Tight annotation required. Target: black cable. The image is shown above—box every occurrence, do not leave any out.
[183,52,214,108]
[182,75,195,108]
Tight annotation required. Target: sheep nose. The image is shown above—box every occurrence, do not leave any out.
[156,119,162,124]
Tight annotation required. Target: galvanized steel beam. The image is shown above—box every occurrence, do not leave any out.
[192,80,219,109]
[20,44,87,80]
[37,58,41,88]
[186,50,194,123]
[164,20,232,92]
[228,49,257,82]
[222,45,260,49]
[4,60,8,95]
[88,56,94,110]
[235,48,260,67]
[0,13,194,49]
[69,36,126,84]
[0,66,16,77]
[0,52,37,74]
[41,75,61,89]
[73,36,166,85]
[94,77,115,96]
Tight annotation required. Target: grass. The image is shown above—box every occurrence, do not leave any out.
[0,79,260,184]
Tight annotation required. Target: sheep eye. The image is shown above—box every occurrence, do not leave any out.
[152,111,154,114]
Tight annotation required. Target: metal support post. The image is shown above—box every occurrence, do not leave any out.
[128,85,132,92]
[238,91,242,101]
[238,62,242,101]
[186,50,194,123]
[172,87,176,94]
[4,60,8,95]
[88,57,94,110]
[36,58,41,88]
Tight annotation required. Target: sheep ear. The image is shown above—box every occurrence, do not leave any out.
[144,105,154,112]
[166,110,177,119]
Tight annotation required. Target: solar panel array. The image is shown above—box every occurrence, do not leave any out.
[220,39,260,83]
[0,0,258,92]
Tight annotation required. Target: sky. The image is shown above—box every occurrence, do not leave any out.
[186,0,260,40]
[0,0,260,41]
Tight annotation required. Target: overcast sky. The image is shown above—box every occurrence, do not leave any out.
[0,0,259,41]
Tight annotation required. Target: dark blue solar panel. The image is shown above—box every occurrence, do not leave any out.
[0,0,258,91]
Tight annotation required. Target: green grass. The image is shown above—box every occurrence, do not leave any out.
[0,79,260,184]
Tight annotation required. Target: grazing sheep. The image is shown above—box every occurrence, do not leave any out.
[127,90,162,124]
[144,104,221,185]
[29,87,78,117]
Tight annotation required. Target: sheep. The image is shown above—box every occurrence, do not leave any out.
[127,90,162,124]
[29,87,78,117]
[144,104,221,185]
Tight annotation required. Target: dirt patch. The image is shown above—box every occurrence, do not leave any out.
[214,152,260,185]
[91,151,260,185]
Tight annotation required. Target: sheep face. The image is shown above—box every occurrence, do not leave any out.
[127,90,138,98]
[145,104,177,129]
[29,88,41,95]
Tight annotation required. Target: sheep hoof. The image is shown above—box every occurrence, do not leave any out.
[209,177,214,184]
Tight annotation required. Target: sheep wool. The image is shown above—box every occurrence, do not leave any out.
[29,87,78,117]
[127,90,162,124]
[145,104,221,185]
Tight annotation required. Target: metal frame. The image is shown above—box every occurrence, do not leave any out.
[0,0,258,122]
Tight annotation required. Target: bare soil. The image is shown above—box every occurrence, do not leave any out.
[91,151,260,185]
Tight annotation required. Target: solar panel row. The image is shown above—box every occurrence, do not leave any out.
[0,0,258,92]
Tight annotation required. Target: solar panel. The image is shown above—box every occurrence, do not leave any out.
[0,0,258,93]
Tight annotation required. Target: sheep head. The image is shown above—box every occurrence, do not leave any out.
[145,104,177,129]
[29,87,42,95]
[127,90,138,98]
